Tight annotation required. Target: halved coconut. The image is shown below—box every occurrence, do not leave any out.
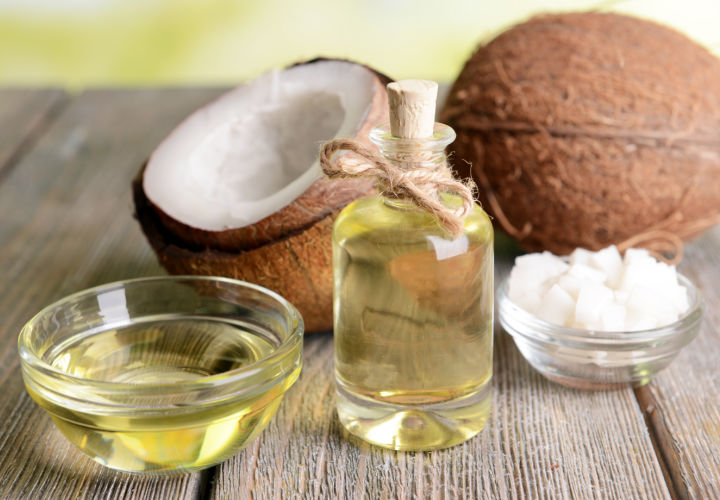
[135,59,391,332]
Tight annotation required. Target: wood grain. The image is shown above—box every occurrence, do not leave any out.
[211,250,671,500]
[0,89,66,178]
[0,89,224,499]
[635,226,720,499]
[0,88,718,499]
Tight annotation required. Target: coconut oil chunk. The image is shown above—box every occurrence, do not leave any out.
[507,246,690,331]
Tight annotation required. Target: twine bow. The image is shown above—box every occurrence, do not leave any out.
[319,139,477,237]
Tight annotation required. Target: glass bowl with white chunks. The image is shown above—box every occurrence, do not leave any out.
[497,246,703,390]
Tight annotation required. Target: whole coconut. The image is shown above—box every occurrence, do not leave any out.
[442,12,720,256]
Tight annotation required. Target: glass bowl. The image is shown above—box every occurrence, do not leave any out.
[497,274,703,390]
[18,276,303,474]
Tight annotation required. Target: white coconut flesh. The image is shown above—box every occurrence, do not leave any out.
[143,60,378,231]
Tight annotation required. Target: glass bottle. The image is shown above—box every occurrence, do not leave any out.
[332,119,494,451]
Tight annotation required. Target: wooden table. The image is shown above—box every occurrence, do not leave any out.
[0,89,718,499]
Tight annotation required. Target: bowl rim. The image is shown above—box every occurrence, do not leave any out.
[18,275,304,395]
[497,271,704,346]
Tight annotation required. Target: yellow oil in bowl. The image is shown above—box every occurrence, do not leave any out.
[19,277,303,474]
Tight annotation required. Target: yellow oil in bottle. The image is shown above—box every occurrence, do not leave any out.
[26,318,296,473]
[333,195,494,451]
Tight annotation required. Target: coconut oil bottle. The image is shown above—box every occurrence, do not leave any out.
[328,80,494,450]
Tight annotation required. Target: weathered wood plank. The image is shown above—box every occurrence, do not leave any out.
[4,87,712,499]
[635,226,720,499]
[0,89,224,499]
[212,246,671,499]
[0,89,66,176]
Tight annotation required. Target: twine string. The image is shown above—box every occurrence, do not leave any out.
[319,139,476,237]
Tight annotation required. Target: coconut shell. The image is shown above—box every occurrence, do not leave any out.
[134,173,336,333]
[442,13,720,256]
[135,59,392,332]
[152,58,390,252]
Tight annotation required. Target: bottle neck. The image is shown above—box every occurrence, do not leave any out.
[369,122,455,170]
[382,197,420,211]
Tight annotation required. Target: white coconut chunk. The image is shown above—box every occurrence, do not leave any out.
[557,274,583,299]
[536,284,575,326]
[508,267,539,302]
[625,285,659,314]
[144,60,378,230]
[614,290,630,304]
[507,246,691,332]
[619,257,654,291]
[652,280,687,317]
[569,247,594,265]
[626,309,658,331]
[575,283,613,326]
[590,246,623,288]
[515,251,569,275]
[620,252,679,292]
[568,263,607,284]
[623,248,651,265]
[508,251,567,299]
[513,290,543,315]
[626,285,678,326]
[599,301,626,331]
[570,319,590,330]
[653,262,680,288]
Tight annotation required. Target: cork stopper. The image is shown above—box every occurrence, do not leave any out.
[387,79,438,139]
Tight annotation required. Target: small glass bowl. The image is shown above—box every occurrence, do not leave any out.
[18,276,303,474]
[497,274,703,390]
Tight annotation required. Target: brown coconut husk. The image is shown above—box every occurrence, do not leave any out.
[442,12,720,260]
[134,172,337,333]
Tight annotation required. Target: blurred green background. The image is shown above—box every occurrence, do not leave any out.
[1,0,719,88]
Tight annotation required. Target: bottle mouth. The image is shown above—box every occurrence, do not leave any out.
[369,122,456,153]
